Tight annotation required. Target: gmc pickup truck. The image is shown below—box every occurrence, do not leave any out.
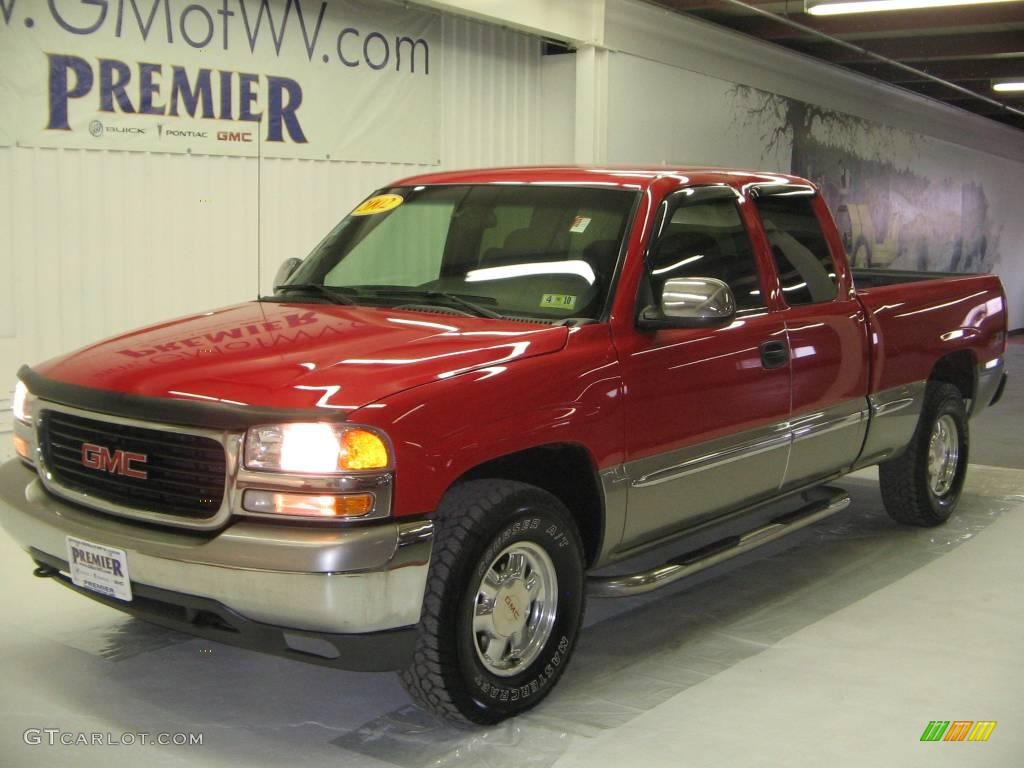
[1,167,1008,725]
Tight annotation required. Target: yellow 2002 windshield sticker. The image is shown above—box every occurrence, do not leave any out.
[351,194,404,216]
[540,294,577,311]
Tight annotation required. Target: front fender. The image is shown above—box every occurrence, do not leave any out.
[348,324,625,518]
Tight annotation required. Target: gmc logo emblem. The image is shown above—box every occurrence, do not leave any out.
[80,443,148,479]
[217,131,253,143]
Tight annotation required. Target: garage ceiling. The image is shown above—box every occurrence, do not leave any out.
[650,0,1024,132]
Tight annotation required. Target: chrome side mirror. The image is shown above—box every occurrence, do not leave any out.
[638,277,737,329]
[274,257,303,288]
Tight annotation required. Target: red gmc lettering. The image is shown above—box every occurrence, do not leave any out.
[217,131,253,143]
[80,443,148,479]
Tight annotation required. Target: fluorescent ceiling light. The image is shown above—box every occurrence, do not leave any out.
[806,0,1019,15]
[992,79,1024,93]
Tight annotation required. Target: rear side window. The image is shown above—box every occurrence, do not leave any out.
[648,194,764,310]
[754,195,837,305]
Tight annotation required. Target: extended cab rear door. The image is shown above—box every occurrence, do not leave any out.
[614,186,791,548]
[750,185,871,489]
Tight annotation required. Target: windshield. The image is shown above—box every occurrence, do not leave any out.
[280,184,637,321]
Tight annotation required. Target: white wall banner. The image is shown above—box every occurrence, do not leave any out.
[0,0,440,162]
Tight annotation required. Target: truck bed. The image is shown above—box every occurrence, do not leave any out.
[855,271,1006,398]
[853,267,982,289]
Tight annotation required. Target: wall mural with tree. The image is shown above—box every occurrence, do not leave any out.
[730,85,999,274]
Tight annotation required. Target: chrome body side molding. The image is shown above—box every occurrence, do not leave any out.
[619,419,791,548]
[789,409,868,443]
[783,399,869,489]
[631,431,791,489]
[873,397,916,417]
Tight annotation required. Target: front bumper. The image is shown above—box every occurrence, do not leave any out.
[0,460,433,671]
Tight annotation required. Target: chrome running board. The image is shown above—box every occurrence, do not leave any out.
[587,487,851,598]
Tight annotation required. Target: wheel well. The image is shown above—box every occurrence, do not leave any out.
[456,444,604,567]
[930,351,976,402]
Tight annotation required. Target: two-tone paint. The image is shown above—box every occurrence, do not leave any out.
[14,167,1009,575]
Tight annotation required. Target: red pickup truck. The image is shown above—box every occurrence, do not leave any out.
[1,167,1008,725]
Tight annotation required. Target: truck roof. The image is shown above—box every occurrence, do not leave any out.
[391,165,810,191]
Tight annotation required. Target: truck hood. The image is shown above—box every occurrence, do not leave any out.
[33,302,569,413]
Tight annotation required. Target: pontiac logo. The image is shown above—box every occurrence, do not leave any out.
[80,443,148,480]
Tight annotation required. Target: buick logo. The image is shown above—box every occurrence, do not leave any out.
[81,442,148,479]
[88,120,103,138]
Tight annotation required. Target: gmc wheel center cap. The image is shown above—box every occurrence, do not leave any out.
[493,582,530,637]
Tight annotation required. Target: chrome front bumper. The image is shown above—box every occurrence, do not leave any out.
[0,460,433,638]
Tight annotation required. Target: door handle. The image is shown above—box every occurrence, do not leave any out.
[760,340,789,370]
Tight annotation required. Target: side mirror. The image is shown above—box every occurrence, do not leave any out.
[274,257,303,288]
[638,277,737,330]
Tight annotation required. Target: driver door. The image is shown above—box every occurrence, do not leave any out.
[615,186,791,549]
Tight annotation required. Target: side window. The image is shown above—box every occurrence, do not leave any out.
[648,195,765,311]
[754,195,837,305]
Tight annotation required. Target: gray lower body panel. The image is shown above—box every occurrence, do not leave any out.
[615,398,871,554]
[0,460,432,636]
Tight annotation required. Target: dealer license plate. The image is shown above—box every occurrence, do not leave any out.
[65,536,133,602]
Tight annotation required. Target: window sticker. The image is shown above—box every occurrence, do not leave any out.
[351,194,404,216]
[540,294,578,311]
[569,216,591,234]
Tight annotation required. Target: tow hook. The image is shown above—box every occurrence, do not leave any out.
[33,564,59,579]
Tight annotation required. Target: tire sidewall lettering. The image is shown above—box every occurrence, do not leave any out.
[474,516,553,581]
[460,499,581,711]
[472,634,570,702]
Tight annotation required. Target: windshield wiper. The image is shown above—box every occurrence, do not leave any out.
[271,284,356,305]
[367,289,504,319]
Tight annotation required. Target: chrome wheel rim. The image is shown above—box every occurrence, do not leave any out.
[927,414,960,497]
[472,541,558,678]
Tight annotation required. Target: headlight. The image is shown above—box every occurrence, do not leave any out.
[12,381,31,424]
[244,423,392,473]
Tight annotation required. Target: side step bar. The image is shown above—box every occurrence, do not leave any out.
[587,487,851,598]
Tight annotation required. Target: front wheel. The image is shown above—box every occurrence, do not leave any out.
[400,480,585,725]
[879,381,968,527]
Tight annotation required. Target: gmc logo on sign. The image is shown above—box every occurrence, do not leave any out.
[80,443,148,480]
[217,131,253,143]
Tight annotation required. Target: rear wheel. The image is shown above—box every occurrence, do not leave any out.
[879,381,968,527]
[400,480,585,725]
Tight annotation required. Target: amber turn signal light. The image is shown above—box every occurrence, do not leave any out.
[242,490,375,519]
[13,435,30,460]
[339,429,390,470]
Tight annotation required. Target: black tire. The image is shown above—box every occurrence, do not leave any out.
[400,480,585,725]
[879,381,968,527]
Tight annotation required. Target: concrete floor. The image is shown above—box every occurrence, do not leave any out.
[1,344,1021,766]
